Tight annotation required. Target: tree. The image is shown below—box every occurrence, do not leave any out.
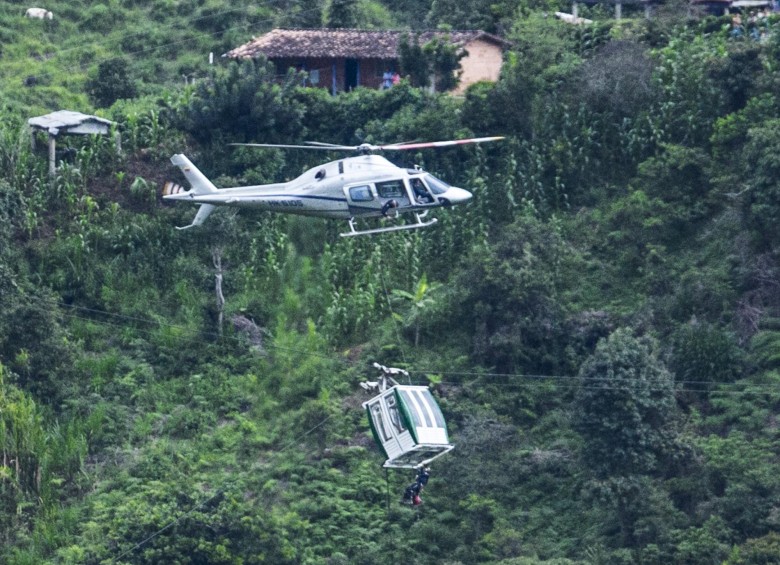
[739,119,780,248]
[398,34,431,88]
[276,0,323,27]
[85,58,137,108]
[670,322,742,386]
[650,33,727,146]
[325,0,359,28]
[574,329,678,478]
[398,34,465,92]
[449,212,581,374]
[425,0,516,33]
[424,36,466,92]
[179,58,305,148]
[391,274,441,347]
[0,291,75,403]
[573,41,657,120]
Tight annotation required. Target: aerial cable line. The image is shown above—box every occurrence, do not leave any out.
[437,379,774,396]
[23,295,772,393]
[51,298,780,394]
[28,303,780,556]
[60,308,779,396]
[62,309,343,364]
[421,367,751,388]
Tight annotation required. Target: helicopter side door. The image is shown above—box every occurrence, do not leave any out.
[343,183,380,216]
[344,179,412,217]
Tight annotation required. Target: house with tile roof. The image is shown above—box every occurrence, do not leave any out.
[224,28,510,95]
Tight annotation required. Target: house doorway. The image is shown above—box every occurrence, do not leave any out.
[345,59,359,91]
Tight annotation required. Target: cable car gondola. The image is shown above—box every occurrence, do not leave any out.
[362,363,454,469]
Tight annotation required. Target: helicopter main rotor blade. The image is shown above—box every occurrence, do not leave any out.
[230,143,356,151]
[231,136,504,152]
[377,136,505,150]
[302,141,359,150]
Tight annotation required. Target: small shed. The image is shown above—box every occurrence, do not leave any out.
[28,110,119,177]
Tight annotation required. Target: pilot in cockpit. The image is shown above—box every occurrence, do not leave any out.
[410,178,434,204]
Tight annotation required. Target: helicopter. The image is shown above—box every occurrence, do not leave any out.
[162,136,503,237]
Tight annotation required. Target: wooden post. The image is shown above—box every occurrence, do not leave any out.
[48,133,56,180]
[573,2,579,17]
[615,1,622,19]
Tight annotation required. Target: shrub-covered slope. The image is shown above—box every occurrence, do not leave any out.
[2,2,780,563]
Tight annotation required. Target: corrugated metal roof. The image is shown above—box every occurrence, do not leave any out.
[225,28,511,60]
[28,110,115,136]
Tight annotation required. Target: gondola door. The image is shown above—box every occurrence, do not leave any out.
[366,396,402,461]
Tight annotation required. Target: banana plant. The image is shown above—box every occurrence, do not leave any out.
[391,274,440,347]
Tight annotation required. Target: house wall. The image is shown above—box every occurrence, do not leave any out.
[273,57,332,87]
[359,59,392,90]
[273,57,392,92]
[454,39,504,95]
[269,40,503,95]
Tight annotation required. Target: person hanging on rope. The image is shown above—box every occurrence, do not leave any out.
[402,465,431,505]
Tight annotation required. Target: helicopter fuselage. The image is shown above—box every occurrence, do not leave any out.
[163,154,471,236]
[164,154,472,221]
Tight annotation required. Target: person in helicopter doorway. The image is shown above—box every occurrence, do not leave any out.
[401,466,431,505]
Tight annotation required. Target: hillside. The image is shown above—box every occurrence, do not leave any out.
[3,1,780,564]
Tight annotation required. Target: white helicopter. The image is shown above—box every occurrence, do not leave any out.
[162,136,503,237]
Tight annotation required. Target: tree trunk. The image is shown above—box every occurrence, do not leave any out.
[213,247,225,337]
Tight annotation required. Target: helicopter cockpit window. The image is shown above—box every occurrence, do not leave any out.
[424,174,451,195]
[410,178,434,203]
[376,180,406,199]
[349,185,374,202]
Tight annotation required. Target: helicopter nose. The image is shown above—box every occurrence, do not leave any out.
[440,187,472,206]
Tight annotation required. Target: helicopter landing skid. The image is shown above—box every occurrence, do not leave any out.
[340,213,438,237]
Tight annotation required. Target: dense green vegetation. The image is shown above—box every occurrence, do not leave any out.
[3,0,780,563]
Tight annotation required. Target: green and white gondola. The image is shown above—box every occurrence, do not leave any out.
[363,384,454,469]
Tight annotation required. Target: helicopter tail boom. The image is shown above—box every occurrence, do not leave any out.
[169,154,218,195]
